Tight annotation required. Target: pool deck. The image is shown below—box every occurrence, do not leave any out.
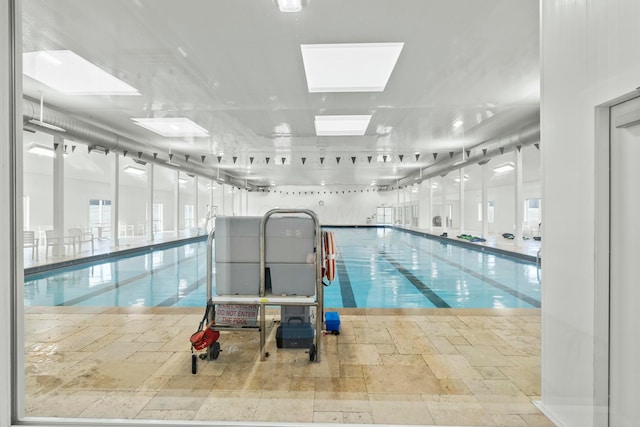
[21,226,551,426]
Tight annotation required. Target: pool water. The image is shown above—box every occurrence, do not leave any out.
[24,227,540,309]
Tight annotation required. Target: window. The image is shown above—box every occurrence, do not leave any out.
[152,203,163,232]
[89,199,111,238]
[184,204,195,228]
[376,206,394,224]
[524,198,541,225]
[478,201,494,223]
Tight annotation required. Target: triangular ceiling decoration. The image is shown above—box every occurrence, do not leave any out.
[320,157,325,165]
[465,150,471,158]
[301,157,306,165]
[449,151,454,159]
[415,153,420,161]
[482,148,487,156]
[499,147,505,154]
[368,156,372,163]
[122,150,127,157]
[399,154,404,162]
[516,145,522,152]
[233,156,238,164]
[336,157,341,164]
[54,143,59,151]
[282,157,286,164]
[351,156,356,164]
[433,153,438,160]
[201,155,206,162]
[266,157,270,164]
[168,153,174,161]
[217,155,222,163]
[534,143,540,150]
[153,153,158,160]
[383,155,388,163]
[250,156,254,164]
[185,154,190,162]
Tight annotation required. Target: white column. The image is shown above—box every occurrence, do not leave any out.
[515,148,524,245]
[428,178,434,233]
[459,167,465,234]
[110,153,119,247]
[194,175,199,231]
[174,170,180,235]
[239,186,243,216]
[441,176,447,233]
[221,184,226,215]
[482,162,489,238]
[52,136,65,255]
[146,163,154,242]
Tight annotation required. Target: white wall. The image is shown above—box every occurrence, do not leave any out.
[247,186,396,225]
[541,1,640,426]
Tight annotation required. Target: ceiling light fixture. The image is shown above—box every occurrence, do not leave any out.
[315,115,372,136]
[123,165,145,176]
[26,143,55,158]
[454,174,469,183]
[23,50,140,95]
[301,42,404,92]
[493,163,515,174]
[132,118,209,137]
[276,0,302,12]
[452,119,464,128]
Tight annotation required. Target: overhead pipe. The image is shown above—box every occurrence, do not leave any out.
[399,121,540,187]
[22,97,251,190]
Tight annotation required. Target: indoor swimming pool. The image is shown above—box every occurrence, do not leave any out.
[24,227,541,309]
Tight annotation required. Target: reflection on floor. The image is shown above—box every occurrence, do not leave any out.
[24,307,553,426]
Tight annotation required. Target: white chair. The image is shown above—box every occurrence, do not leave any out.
[45,230,75,257]
[68,228,94,254]
[23,230,39,259]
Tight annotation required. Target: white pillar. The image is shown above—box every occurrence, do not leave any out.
[174,170,180,235]
[194,175,199,231]
[428,178,434,233]
[459,167,465,234]
[110,153,119,247]
[52,137,65,255]
[221,184,226,215]
[146,163,154,242]
[515,148,524,245]
[482,162,489,238]
[441,176,447,232]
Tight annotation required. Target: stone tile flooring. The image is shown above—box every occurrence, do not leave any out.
[24,306,554,426]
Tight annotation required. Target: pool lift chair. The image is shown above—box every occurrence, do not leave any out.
[191,209,324,374]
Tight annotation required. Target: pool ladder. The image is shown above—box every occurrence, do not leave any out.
[536,249,542,282]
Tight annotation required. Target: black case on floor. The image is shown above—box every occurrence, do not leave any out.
[276,317,314,349]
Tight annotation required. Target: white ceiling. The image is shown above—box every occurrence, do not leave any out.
[21,0,540,188]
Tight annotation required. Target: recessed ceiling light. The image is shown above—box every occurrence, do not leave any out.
[454,174,469,182]
[277,0,302,12]
[179,177,188,184]
[124,165,145,176]
[301,43,404,92]
[131,118,209,137]
[23,50,140,95]
[314,115,372,136]
[452,119,464,128]
[493,163,515,174]
[26,143,55,158]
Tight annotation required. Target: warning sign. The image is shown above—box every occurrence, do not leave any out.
[215,304,259,326]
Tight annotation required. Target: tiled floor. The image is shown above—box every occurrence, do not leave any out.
[24,306,553,426]
[22,226,550,426]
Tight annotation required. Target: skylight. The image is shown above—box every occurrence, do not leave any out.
[494,163,515,174]
[314,115,372,136]
[301,43,404,92]
[131,118,209,137]
[23,50,140,95]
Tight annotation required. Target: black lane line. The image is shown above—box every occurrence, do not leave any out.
[418,246,541,308]
[335,253,357,308]
[379,252,451,308]
[157,276,207,306]
[57,254,198,306]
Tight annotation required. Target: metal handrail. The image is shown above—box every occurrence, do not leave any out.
[206,226,215,315]
[259,209,323,362]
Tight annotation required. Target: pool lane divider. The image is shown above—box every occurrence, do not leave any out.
[421,248,541,308]
[379,252,451,308]
[335,253,357,308]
